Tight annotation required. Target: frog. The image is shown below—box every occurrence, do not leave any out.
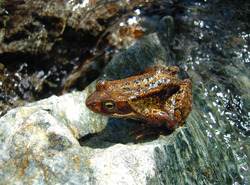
[85,66,193,140]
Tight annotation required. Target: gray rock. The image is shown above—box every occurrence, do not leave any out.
[0,16,248,185]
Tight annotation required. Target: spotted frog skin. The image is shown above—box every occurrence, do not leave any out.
[86,66,193,139]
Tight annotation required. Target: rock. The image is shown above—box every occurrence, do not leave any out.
[0,0,129,54]
[0,15,248,185]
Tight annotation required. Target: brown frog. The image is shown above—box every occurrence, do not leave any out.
[86,66,193,140]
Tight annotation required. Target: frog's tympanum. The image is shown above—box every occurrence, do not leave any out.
[86,66,193,140]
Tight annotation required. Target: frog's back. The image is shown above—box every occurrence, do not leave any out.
[106,66,181,101]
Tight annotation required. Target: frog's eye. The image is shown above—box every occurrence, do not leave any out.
[102,101,117,111]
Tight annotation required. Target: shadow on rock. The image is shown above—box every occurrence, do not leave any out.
[78,118,173,148]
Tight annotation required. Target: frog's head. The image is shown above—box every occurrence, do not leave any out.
[85,80,136,118]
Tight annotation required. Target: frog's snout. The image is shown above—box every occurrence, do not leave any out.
[86,94,101,113]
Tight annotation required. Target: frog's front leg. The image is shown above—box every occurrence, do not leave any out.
[129,109,176,140]
[143,109,176,129]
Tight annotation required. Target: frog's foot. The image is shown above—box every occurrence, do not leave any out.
[129,125,166,141]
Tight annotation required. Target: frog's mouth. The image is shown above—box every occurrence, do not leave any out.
[110,112,136,118]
